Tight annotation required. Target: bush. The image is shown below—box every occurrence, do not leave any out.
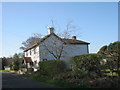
[38,60,66,77]
[12,58,23,71]
[72,54,102,73]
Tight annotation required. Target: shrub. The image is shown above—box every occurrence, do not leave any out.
[72,54,102,73]
[38,60,66,77]
[12,58,23,71]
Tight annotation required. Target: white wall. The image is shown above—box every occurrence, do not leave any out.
[39,34,89,60]
[62,44,89,59]
[39,34,63,60]
[24,34,89,66]
[24,45,40,64]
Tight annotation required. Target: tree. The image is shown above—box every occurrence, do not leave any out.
[41,21,80,60]
[2,57,13,69]
[41,36,65,60]
[2,57,6,69]
[106,42,120,76]
[98,45,107,55]
[20,33,42,50]
[20,21,80,60]
[72,54,102,74]
[12,53,24,71]
[57,20,80,39]
[18,52,24,58]
[98,41,120,76]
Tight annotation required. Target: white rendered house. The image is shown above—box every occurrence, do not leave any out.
[24,27,90,70]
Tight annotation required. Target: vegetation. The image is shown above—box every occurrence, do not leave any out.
[30,41,120,88]
[20,21,79,60]
[20,33,42,50]
[98,41,120,77]
[2,40,119,88]
[38,60,66,77]
[2,52,24,71]
[30,74,81,88]
[0,70,10,72]
[2,57,13,70]
[11,53,24,71]
[72,54,102,74]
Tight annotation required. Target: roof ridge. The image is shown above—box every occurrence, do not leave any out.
[24,33,62,51]
[24,33,90,52]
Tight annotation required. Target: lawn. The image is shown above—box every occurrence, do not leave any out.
[0,70,10,72]
[29,74,86,88]
[29,71,120,88]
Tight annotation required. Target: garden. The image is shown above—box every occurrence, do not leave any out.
[29,41,120,88]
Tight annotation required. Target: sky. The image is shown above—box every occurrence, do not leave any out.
[1,2,118,57]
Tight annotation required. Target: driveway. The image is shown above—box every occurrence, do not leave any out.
[1,71,61,88]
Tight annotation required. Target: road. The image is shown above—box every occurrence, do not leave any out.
[1,71,61,88]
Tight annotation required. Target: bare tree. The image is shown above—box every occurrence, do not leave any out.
[57,20,80,39]
[20,33,42,50]
[41,36,66,60]
[21,20,80,60]
[41,20,80,60]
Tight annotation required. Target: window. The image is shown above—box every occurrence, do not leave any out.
[34,60,37,64]
[34,47,36,54]
[30,50,31,55]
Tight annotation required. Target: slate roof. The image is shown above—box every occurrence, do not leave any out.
[62,39,90,44]
[24,33,90,52]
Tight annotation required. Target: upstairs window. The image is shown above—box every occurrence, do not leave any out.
[30,50,31,55]
[34,47,37,54]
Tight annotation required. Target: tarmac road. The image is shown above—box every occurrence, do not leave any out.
[1,71,61,88]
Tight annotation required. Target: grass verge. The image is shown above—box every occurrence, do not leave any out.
[0,70,10,72]
[29,74,86,88]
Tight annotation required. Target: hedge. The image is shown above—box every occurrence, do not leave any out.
[72,54,102,73]
[38,60,66,77]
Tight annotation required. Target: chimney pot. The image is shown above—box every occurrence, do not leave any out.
[48,27,54,34]
[72,36,76,40]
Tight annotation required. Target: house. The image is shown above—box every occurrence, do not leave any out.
[24,27,90,70]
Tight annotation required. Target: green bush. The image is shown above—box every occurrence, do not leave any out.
[12,58,23,71]
[11,53,24,71]
[38,60,66,77]
[72,54,102,73]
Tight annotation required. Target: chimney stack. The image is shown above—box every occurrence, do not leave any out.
[72,36,76,40]
[48,27,54,34]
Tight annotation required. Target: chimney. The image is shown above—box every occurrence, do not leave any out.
[72,36,76,40]
[48,27,54,34]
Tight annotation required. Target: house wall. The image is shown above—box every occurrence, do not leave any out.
[62,44,89,59]
[60,44,89,69]
[24,45,40,64]
[39,34,63,61]
[24,34,89,69]
[39,34,89,61]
